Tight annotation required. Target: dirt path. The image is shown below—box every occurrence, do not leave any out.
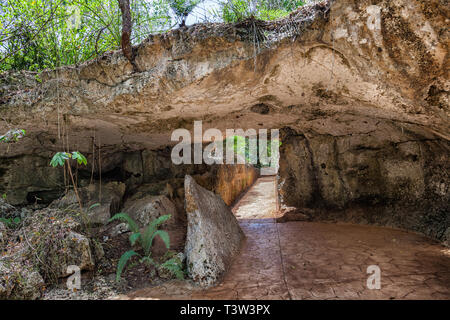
[119,177,450,300]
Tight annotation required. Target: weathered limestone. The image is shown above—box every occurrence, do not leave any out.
[0,206,95,299]
[22,208,95,278]
[0,221,5,244]
[0,260,45,300]
[184,175,245,287]
[50,181,126,225]
[123,194,177,228]
[279,119,450,243]
[214,164,259,206]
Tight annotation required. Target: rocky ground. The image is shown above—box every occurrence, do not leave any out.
[0,196,186,300]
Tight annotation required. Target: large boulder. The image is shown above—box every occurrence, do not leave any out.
[0,259,45,300]
[23,208,95,279]
[50,181,126,225]
[184,175,245,287]
[0,207,95,299]
[122,193,184,256]
[122,194,177,228]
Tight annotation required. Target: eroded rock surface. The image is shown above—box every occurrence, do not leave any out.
[0,205,95,299]
[279,117,450,243]
[123,194,177,228]
[50,182,126,225]
[184,175,245,287]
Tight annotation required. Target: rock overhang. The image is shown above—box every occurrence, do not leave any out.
[0,0,448,149]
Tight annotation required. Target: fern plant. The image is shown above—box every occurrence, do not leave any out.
[109,213,183,281]
[160,253,184,279]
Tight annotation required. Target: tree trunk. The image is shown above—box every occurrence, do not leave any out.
[117,0,139,71]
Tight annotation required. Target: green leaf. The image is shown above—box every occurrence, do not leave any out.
[129,232,141,246]
[71,151,87,165]
[151,230,170,249]
[116,250,139,282]
[50,152,70,167]
[160,257,184,280]
[109,212,139,233]
[88,203,100,211]
[152,214,172,227]
[140,256,156,267]
[142,214,171,255]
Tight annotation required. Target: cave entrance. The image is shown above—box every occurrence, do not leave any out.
[226,134,281,220]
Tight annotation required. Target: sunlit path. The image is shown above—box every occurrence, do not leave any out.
[233,176,278,220]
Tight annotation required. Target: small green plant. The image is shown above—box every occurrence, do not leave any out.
[50,151,87,167]
[50,151,87,210]
[0,129,26,143]
[216,0,305,23]
[109,213,184,281]
[160,252,184,279]
[169,0,202,27]
[0,216,21,229]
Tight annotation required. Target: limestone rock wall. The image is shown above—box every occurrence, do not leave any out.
[279,115,450,243]
[194,164,259,206]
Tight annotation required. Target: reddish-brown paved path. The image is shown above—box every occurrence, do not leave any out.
[118,177,450,300]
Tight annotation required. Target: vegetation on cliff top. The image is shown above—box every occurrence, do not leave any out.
[0,0,308,72]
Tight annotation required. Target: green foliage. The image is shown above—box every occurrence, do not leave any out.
[225,135,281,167]
[50,152,70,167]
[1,0,305,72]
[109,212,139,233]
[217,0,304,23]
[0,216,21,229]
[71,151,88,165]
[50,151,87,167]
[0,129,26,143]
[109,212,182,281]
[142,214,171,255]
[258,8,290,21]
[116,250,139,282]
[221,0,253,23]
[169,0,202,26]
[0,0,172,72]
[160,253,184,280]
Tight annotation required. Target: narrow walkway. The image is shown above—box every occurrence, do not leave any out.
[121,177,450,300]
[232,176,278,219]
